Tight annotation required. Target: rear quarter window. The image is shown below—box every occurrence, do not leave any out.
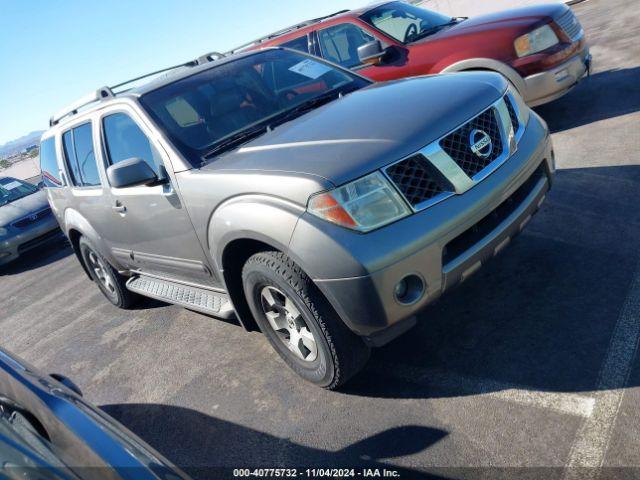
[39,137,62,188]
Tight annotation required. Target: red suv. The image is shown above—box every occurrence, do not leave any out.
[240,1,591,106]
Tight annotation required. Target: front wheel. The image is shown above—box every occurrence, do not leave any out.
[78,237,138,309]
[242,251,370,389]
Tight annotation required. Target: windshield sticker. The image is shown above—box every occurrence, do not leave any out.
[288,59,332,79]
[2,181,22,190]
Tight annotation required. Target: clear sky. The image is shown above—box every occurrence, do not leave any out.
[0,0,365,145]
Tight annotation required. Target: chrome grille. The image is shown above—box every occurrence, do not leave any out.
[11,208,52,229]
[555,10,583,41]
[382,96,516,212]
[439,108,504,178]
[504,95,520,134]
[385,155,448,207]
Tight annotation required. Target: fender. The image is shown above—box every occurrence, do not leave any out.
[63,208,122,274]
[441,58,527,97]
[208,194,360,334]
[208,194,306,276]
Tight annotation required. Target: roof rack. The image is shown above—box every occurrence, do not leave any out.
[196,51,225,65]
[226,9,350,55]
[110,59,200,91]
[49,58,213,127]
[49,87,115,127]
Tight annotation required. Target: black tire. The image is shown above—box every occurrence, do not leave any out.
[242,251,370,389]
[78,237,138,309]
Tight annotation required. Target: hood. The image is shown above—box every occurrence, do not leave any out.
[416,3,567,42]
[0,190,49,226]
[201,72,507,186]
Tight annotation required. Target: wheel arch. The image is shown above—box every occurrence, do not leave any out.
[441,58,527,97]
[221,237,284,332]
[67,228,92,280]
[210,195,306,332]
[63,208,116,279]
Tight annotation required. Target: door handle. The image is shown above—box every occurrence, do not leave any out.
[112,203,126,213]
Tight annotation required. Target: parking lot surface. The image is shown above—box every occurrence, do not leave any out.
[1,0,639,477]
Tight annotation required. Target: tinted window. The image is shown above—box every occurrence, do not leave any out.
[318,24,375,68]
[280,36,309,53]
[61,123,100,187]
[102,113,163,175]
[73,124,100,186]
[140,49,368,164]
[62,131,81,185]
[39,138,62,188]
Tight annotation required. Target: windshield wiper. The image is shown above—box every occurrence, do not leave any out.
[201,124,270,160]
[200,85,357,161]
[410,18,463,42]
[267,86,350,130]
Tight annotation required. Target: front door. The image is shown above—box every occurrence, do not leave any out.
[98,109,215,286]
[314,22,410,82]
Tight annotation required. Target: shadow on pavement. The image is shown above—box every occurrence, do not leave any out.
[0,235,72,276]
[129,296,172,311]
[343,164,640,399]
[102,403,448,479]
[535,66,640,133]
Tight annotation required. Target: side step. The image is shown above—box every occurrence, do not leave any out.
[126,276,235,319]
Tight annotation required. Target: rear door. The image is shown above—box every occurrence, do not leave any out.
[59,120,112,252]
[97,106,216,286]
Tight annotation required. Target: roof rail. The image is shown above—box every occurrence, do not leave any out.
[196,51,225,65]
[49,59,206,127]
[110,60,200,91]
[226,9,350,55]
[49,87,114,127]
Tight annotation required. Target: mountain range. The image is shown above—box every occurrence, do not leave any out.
[0,130,45,158]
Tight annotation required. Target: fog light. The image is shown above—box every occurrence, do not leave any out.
[394,274,425,305]
[394,279,408,299]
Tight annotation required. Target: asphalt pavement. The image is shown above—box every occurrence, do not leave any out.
[1,0,639,478]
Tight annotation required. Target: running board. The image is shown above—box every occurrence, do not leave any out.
[126,276,235,319]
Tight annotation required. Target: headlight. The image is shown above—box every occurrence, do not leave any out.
[506,84,529,127]
[0,227,7,238]
[308,171,411,232]
[514,25,559,57]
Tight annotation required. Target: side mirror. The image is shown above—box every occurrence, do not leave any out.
[358,40,386,65]
[107,157,158,188]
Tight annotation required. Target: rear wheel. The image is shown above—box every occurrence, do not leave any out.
[78,237,138,309]
[242,251,370,389]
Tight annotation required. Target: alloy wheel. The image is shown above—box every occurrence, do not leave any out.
[260,285,318,362]
[87,251,116,295]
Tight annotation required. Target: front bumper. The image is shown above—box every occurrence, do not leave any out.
[523,43,592,107]
[289,112,554,344]
[0,215,62,266]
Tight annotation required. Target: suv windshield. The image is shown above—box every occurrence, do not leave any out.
[140,49,370,164]
[0,177,38,206]
[361,2,456,43]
